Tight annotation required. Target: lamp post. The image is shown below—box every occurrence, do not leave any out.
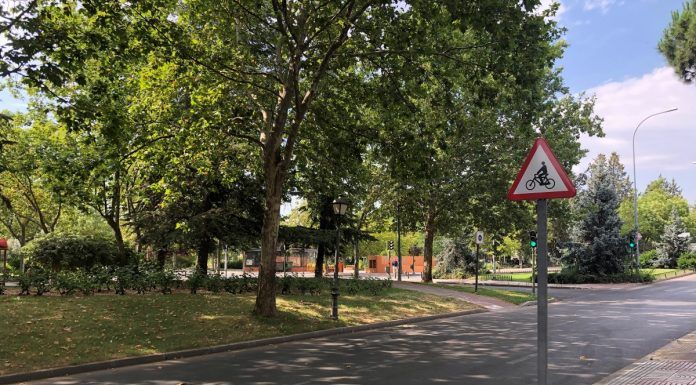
[632,108,678,271]
[331,197,348,320]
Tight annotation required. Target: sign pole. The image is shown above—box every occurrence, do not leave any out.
[537,199,549,385]
[475,243,479,293]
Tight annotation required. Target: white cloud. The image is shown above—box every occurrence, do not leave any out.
[583,0,622,13]
[575,66,696,203]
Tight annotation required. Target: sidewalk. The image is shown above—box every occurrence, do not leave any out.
[392,281,515,310]
[594,330,696,385]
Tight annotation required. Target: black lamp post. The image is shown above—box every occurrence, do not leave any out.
[331,197,348,320]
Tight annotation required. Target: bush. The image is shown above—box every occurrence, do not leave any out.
[205,274,224,293]
[639,250,659,268]
[22,233,123,272]
[227,259,243,269]
[187,271,207,294]
[151,270,177,294]
[548,268,653,284]
[677,253,696,270]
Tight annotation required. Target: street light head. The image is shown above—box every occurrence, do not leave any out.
[332,197,348,216]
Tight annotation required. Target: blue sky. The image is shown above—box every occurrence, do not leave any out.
[550,0,696,204]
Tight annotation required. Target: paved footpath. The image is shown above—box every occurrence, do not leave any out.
[392,281,515,310]
[594,329,696,385]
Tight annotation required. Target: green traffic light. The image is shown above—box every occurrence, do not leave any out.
[530,241,537,248]
[629,242,635,248]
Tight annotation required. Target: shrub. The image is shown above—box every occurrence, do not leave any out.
[677,253,696,270]
[22,233,122,272]
[187,271,207,294]
[639,250,659,268]
[548,268,653,284]
[205,274,224,293]
[114,266,133,295]
[30,269,51,296]
[17,272,32,295]
[151,270,177,294]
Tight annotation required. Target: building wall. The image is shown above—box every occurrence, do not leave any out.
[366,255,434,274]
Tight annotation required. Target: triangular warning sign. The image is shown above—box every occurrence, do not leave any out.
[507,138,576,201]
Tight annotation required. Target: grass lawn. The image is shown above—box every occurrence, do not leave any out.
[428,283,536,305]
[0,288,474,375]
[641,268,693,280]
[480,273,532,283]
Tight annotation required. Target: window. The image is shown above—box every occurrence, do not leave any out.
[369,260,377,269]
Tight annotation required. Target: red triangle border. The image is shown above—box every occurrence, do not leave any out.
[507,138,577,201]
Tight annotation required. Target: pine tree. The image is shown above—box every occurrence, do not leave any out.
[569,156,632,277]
[657,208,691,268]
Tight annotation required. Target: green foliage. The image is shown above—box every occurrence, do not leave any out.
[434,237,481,278]
[567,155,632,276]
[22,233,123,272]
[187,271,207,295]
[639,250,659,268]
[548,268,654,284]
[677,253,696,269]
[656,208,691,268]
[659,0,696,83]
[17,269,51,296]
[619,177,690,248]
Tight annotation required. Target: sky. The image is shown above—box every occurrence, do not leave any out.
[546,0,696,203]
[2,1,695,207]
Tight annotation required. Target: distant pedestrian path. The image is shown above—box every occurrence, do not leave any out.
[393,282,515,311]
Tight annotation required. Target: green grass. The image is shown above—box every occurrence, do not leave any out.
[641,268,693,280]
[428,283,536,305]
[0,288,474,375]
[480,273,532,282]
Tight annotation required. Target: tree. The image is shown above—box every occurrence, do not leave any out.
[659,0,696,83]
[656,208,691,268]
[433,237,479,277]
[619,177,690,248]
[0,112,66,244]
[566,157,631,277]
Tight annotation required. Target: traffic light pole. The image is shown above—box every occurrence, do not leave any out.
[536,199,549,385]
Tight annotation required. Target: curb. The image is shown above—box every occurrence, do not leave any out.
[0,308,485,385]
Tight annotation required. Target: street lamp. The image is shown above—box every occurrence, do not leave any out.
[331,197,348,320]
[632,108,678,271]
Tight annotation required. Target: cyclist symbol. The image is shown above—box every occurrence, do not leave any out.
[526,161,556,190]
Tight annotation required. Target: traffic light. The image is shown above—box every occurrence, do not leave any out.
[629,234,636,249]
[529,231,537,248]
[388,240,394,250]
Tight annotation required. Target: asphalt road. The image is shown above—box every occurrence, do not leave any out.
[26,275,696,385]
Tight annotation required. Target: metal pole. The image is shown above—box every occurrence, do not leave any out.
[331,217,341,320]
[632,108,677,272]
[397,203,402,282]
[537,199,549,385]
[532,247,536,295]
[475,243,479,293]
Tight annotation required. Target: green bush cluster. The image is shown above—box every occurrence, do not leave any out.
[21,233,127,271]
[4,267,391,297]
[548,268,654,284]
[639,250,659,268]
[677,253,696,270]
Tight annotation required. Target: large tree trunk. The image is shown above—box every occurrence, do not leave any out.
[156,247,167,269]
[254,160,284,317]
[422,209,436,283]
[314,196,333,278]
[353,239,360,279]
[196,237,211,275]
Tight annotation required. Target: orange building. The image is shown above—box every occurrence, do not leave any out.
[366,255,435,274]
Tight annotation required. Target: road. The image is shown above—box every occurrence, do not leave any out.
[25,275,696,385]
